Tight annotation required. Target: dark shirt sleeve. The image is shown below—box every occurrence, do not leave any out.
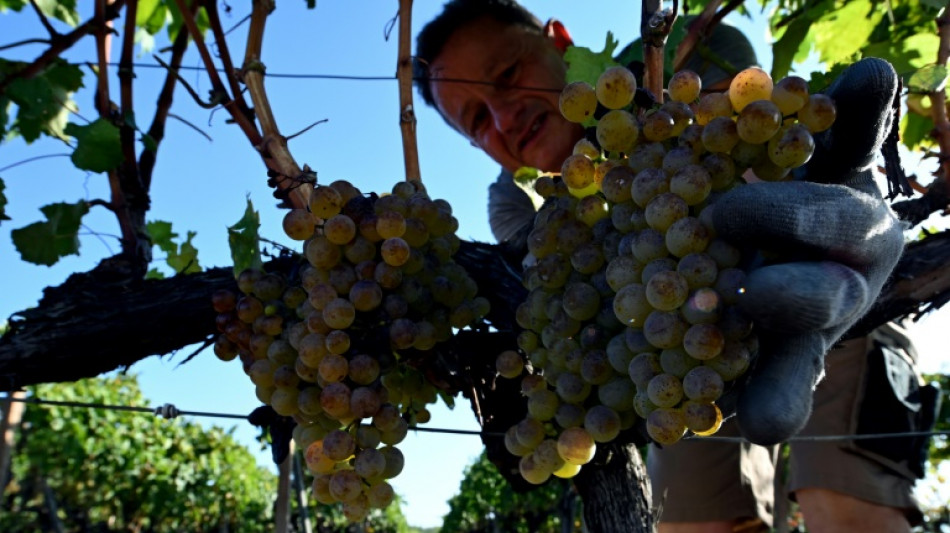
[487,169,538,251]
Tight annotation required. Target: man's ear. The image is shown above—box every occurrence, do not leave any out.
[544,18,573,54]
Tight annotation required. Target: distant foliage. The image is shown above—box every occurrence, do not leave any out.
[442,452,582,533]
[1,375,276,532]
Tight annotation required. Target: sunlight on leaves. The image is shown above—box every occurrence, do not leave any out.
[11,201,89,266]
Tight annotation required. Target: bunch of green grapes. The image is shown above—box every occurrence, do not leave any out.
[212,179,489,521]
[498,64,835,484]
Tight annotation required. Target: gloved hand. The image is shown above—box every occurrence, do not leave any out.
[248,404,297,464]
[710,57,906,445]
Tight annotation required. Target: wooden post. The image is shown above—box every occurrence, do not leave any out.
[275,441,293,533]
[397,0,422,182]
[0,391,26,503]
[292,451,313,533]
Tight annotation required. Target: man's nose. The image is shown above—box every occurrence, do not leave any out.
[489,94,525,134]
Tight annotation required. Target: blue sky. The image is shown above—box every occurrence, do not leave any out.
[1,1,948,528]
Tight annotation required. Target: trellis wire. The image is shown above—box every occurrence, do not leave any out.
[3,394,946,444]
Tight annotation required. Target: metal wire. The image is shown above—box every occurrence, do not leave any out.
[3,394,946,444]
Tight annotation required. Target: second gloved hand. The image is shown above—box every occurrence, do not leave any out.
[711,57,906,445]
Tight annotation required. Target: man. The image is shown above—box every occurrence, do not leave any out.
[414,1,924,531]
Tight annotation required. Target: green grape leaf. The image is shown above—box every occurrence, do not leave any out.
[65,119,124,173]
[900,111,935,151]
[11,201,89,266]
[0,0,28,11]
[1,96,10,138]
[228,198,263,278]
[4,59,83,142]
[136,0,162,27]
[565,32,620,86]
[811,0,883,66]
[0,177,9,224]
[512,166,541,186]
[770,16,811,80]
[146,220,178,254]
[146,268,166,280]
[166,230,200,274]
[167,2,209,43]
[908,64,948,93]
[438,389,455,410]
[33,0,79,26]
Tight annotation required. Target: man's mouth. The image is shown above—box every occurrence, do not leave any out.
[519,114,545,153]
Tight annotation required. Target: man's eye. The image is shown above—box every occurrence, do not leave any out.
[499,64,518,85]
[469,108,488,137]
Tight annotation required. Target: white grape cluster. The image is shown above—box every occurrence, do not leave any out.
[213,179,489,521]
[499,65,835,484]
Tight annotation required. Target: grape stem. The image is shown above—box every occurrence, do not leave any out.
[930,3,950,190]
[640,0,676,103]
[241,0,312,209]
[397,0,423,183]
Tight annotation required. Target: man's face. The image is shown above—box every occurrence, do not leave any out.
[428,17,584,173]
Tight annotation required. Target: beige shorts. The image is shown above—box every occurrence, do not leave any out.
[648,335,923,526]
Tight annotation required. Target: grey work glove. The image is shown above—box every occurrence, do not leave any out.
[711,57,905,445]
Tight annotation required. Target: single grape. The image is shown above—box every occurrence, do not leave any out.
[557,426,597,465]
[645,192,689,232]
[496,350,525,379]
[516,417,546,449]
[665,217,710,258]
[309,186,343,219]
[560,80,599,123]
[596,66,637,109]
[668,70,702,103]
[729,67,773,112]
[641,109,676,142]
[324,214,357,245]
[701,116,740,153]
[676,253,718,290]
[681,287,724,325]
[768,123,815,168]
[647,373,684,408]
[646,407,687,445]
[329,470,363,503]
[683,400,723,435]
[584,405,622,442]
[694,92,732,125]
[682,361,726,405]
[283,209,317,240]
[561,153,596,190]
[643,310,688,350]
[736,99,782,144]
[613,283,652,327]
[519,453,552,485]
[645,270,689,311]
[683,323,726,360]
[670,165,712,206]
[573,137,601,159]
[771,75,809,115]
[596,109,639,153]
[705,340,752,381]
[798,93,836,132]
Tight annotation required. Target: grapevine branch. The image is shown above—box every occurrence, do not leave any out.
[238,0,312,209]
[640,0,674,102]
[28,0,59,38]
[139,19,193,190]
[0,0,128,94]
[204,0,254,120]
[931,3,950,189]
[171,0,260,145]
[397,0,422,182]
